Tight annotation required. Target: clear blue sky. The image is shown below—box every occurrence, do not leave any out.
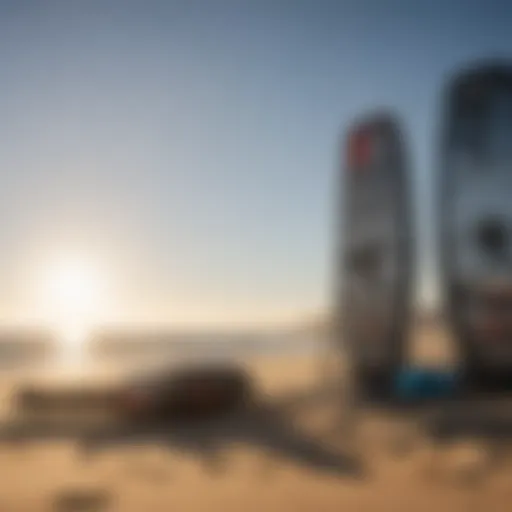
[0,0,510,325]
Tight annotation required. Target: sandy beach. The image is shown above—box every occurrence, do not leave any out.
[0,326,510,512]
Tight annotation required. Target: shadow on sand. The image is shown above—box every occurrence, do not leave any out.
[0,387,363,481]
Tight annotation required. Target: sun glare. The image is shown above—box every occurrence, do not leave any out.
[48,261,100,312]
[39,257,106,362]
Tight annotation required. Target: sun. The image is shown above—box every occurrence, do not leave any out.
[47,260,100,313]
[39,257,107,360]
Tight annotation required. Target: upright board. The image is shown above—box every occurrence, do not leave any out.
[338,112,413,398]
[438,61,512,388]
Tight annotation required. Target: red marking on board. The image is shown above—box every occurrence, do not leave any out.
[347,129,373,169]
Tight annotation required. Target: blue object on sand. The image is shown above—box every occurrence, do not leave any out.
[393,367,460,401]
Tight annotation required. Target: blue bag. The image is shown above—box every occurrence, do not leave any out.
[394,367,460,401]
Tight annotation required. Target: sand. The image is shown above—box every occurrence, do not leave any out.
[0,326,510,512]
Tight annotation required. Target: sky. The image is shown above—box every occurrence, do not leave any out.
[0,0,510,327]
